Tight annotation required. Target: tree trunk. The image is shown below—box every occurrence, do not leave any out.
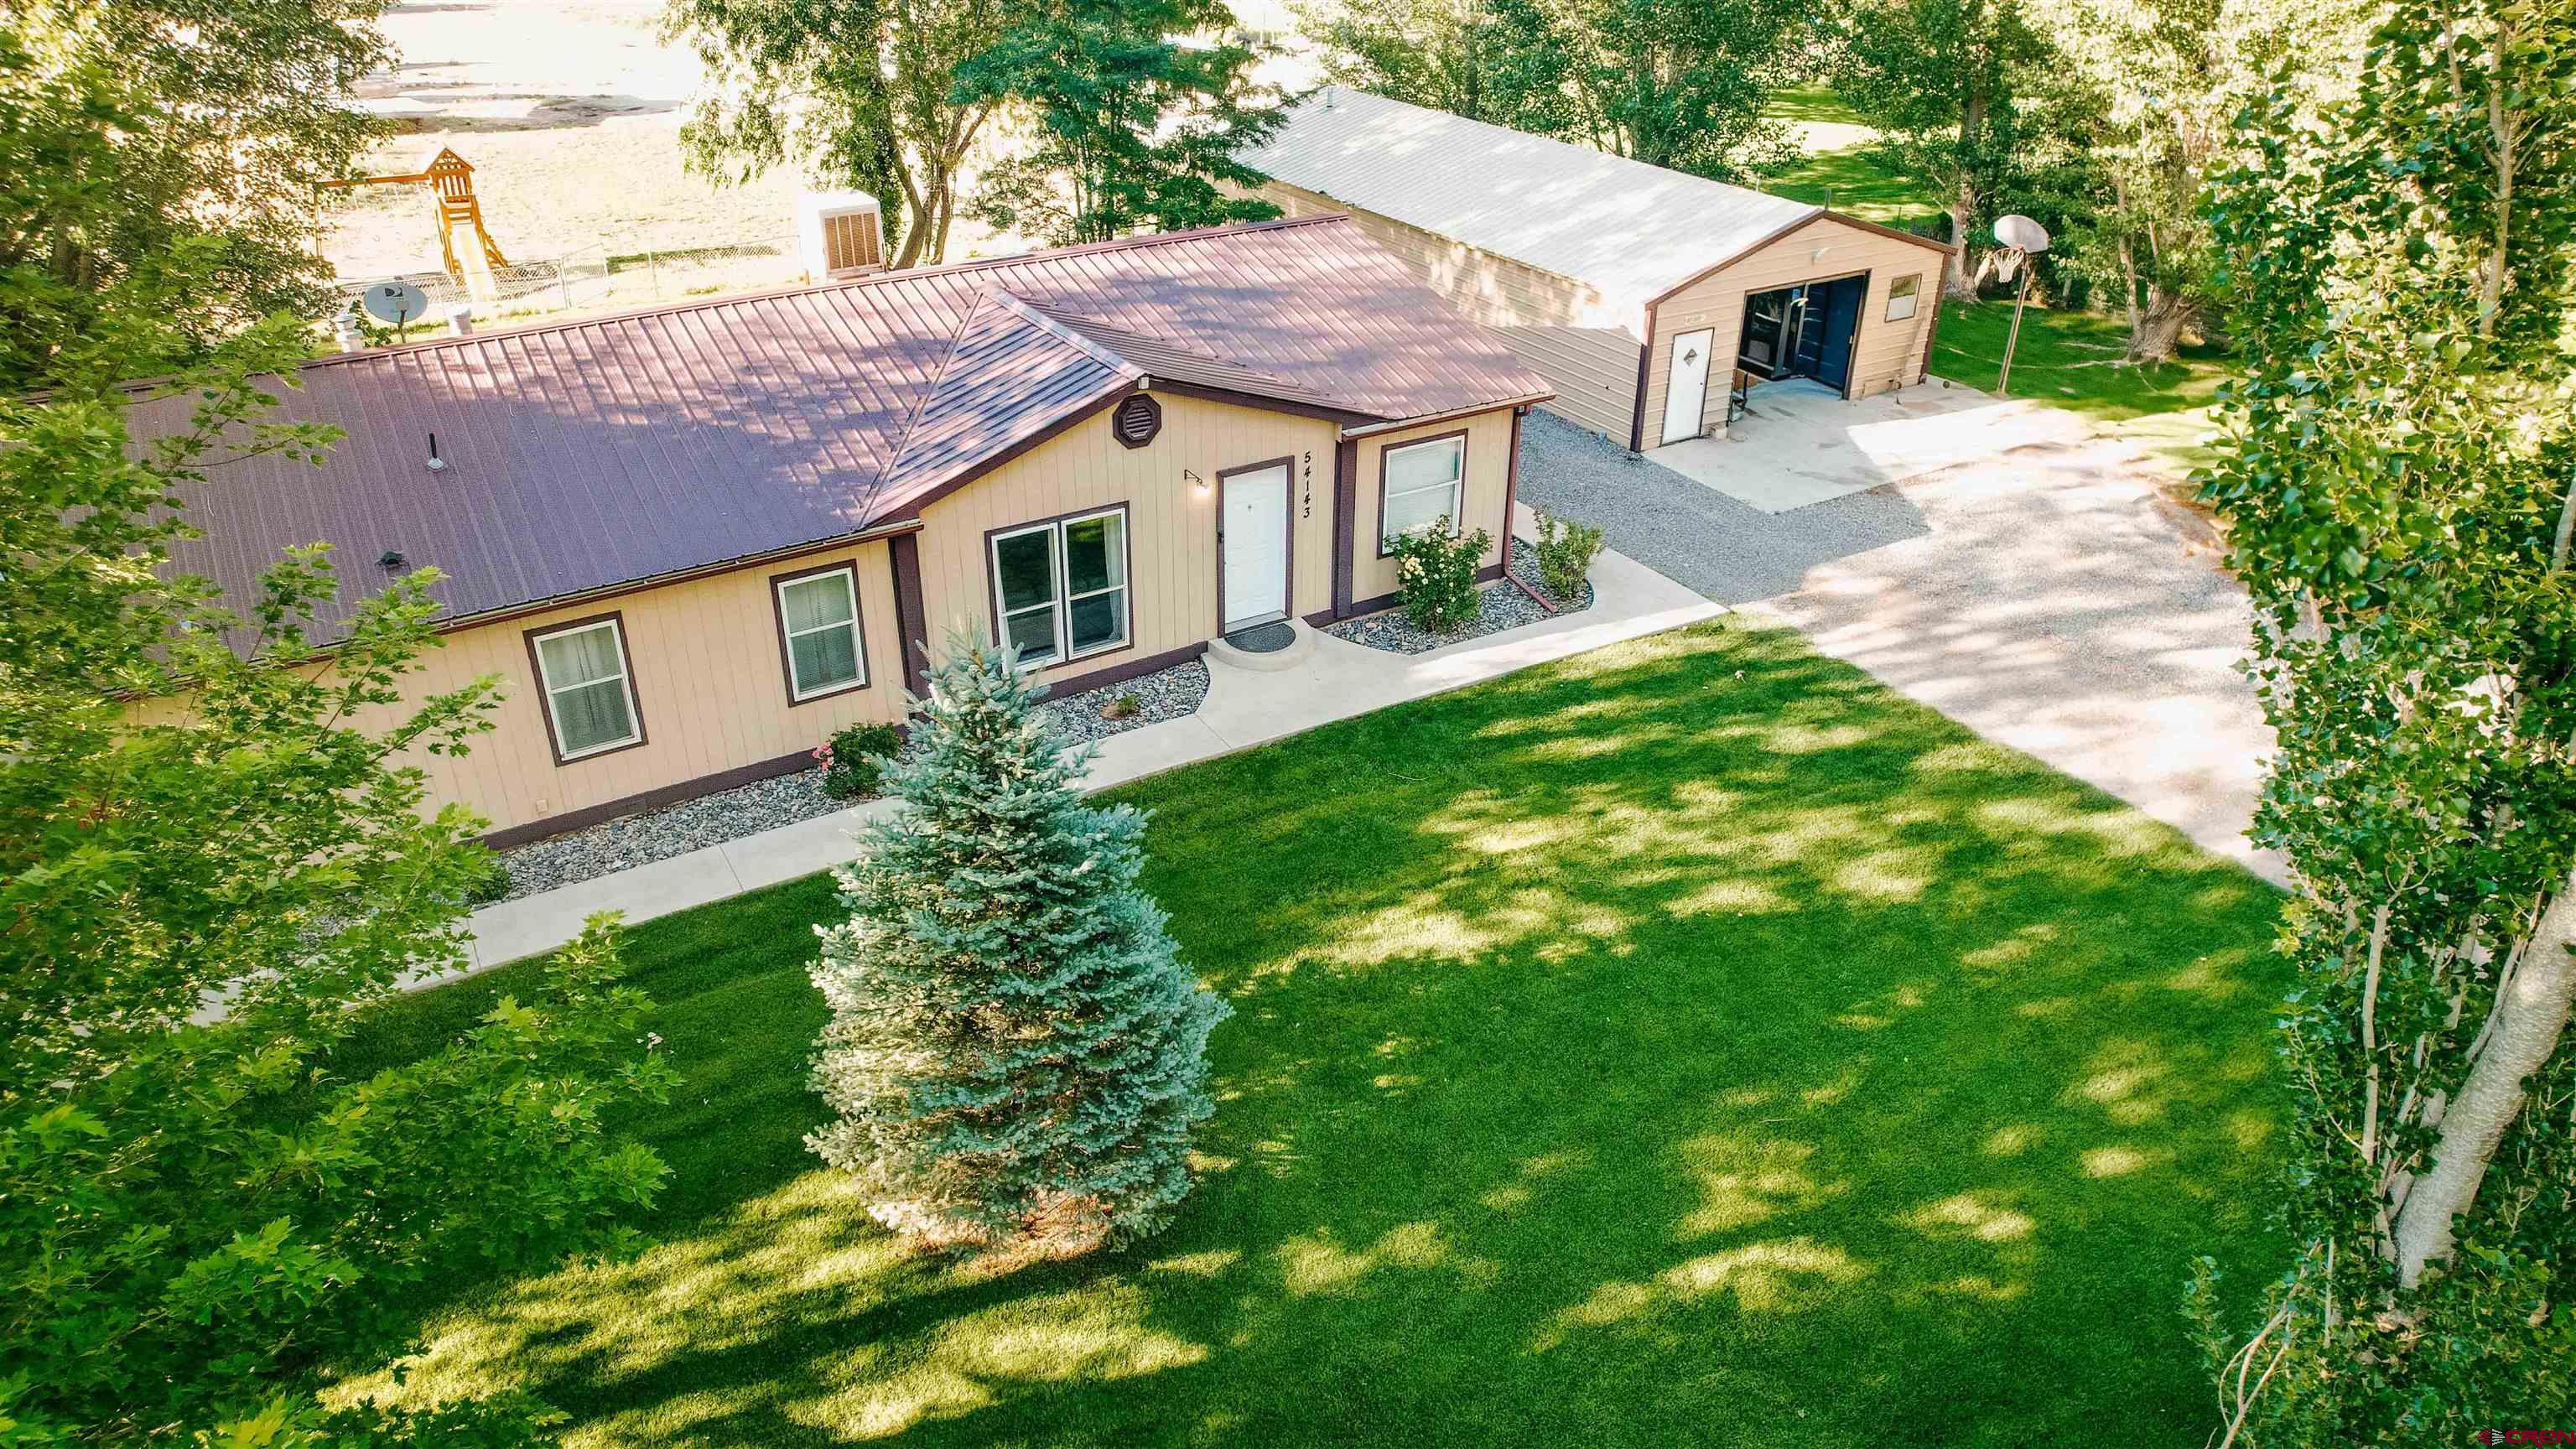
[2391,877,2576,1289]
[1945,86,1987,300]
[2128,285,2194,363]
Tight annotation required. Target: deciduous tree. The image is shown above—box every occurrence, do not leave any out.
[2188,0,2576,1433]
[664,0,1007,268]
[954,0,1283,247]
[0,257,673,1446]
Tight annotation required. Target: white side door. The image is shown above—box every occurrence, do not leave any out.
[1220,463,1291,632]
[1660,327,1716,445]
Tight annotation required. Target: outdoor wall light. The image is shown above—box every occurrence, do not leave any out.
[1186,469,1208,493]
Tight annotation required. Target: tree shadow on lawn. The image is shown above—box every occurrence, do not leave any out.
[342,621,2286,1448]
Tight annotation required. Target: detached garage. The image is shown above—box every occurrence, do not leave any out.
[1237,88,1952,454]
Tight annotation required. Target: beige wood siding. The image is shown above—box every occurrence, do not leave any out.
[1348,409,1516,606]
[1639,216,1945,449]
[1256,179,1644,444]
[911,392,1339,675]
[132,543,911,838]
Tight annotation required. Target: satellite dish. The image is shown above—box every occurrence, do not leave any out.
[359,279,429,328]
[1992,214,2051,253]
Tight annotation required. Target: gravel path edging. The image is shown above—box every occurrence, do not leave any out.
[1037,657,1211,745]
[495,765,854,901]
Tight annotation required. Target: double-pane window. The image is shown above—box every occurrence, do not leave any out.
[1381,435,1466,548]
[532,618,641,759]
[776,568,865,699]
[992,506,1129,667]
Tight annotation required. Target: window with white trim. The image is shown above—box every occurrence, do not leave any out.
[990,506,1129,668]
[1886,273,1921,322]
[775,567,866,700]
[531,618,641,760]
[1380,434,1466,550]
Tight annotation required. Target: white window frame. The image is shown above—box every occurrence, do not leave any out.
[1885,273,1921,323]
[773,566,868,702]
[989,505,1130,669]
[529,616,643,762]
[1379,434,1467,553]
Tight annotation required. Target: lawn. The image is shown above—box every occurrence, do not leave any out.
[1929,299,2231,424]
[335,621,2286,1446]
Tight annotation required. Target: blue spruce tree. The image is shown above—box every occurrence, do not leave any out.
[807,636,1230,1249]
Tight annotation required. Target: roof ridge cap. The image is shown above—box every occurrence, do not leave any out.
[982,288,1145,377]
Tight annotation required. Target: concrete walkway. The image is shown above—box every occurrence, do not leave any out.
[445,514,1722,980]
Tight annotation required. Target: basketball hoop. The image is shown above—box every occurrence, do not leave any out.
[1990,216,2051,396]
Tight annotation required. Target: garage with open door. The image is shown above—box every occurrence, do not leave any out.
[1237,87,1954,455]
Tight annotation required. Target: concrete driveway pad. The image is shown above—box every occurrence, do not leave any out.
[1518,397,2283,883]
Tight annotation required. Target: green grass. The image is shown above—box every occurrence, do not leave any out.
[1929,299,2231,424]
[339,622,2286,1447]
[1758,145,1946,231]
[1763,85,1871,128]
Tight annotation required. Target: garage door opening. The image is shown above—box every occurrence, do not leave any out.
[1737,273,1868,397]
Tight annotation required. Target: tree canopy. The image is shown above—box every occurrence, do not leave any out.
[2189,0,2576,1433]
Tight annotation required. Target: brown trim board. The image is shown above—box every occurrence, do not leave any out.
[886,532,931,699]
[1331,436,1358,618]
[767,558,874,708]
[522,610,649,769]
[1502,407,1524,543]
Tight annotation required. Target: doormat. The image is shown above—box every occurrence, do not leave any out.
[1224,621,1296,654]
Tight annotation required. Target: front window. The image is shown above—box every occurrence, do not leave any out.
[775,566,866,700]
[1380,434,1466,551]
[991,506,1130,667]
[531,617,641,760]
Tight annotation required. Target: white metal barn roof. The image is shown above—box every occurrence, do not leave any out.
[1238,88,1826,309]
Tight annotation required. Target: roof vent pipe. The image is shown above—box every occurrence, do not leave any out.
[334,314,366,353]
[444,304,475,337]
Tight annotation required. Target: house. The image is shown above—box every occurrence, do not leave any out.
[1234,89,1953,452]
[137,216,1553,844]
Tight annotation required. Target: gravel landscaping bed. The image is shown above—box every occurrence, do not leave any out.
[1327,538,1591,655]
[490,660,1210,903]
[1039,657,1210,745]
[494,766,848,901]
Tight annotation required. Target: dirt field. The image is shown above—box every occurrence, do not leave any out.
[323,0,1022,315]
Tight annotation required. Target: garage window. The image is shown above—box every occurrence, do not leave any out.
[1379,433,1468,553]
[1886,273,1921,323]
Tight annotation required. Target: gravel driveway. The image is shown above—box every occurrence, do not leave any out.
[1517,408,2283,883]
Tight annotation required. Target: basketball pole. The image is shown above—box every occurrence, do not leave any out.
[1997,255,2032,397]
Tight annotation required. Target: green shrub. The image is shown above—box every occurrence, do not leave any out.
[460,846,514,905]
[816,722,902,799]
[1387,520,1491,634]
[1530,510,1605,604]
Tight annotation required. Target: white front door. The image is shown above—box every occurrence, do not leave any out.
[1220,462,1291,632]
[1661,327,1716,445]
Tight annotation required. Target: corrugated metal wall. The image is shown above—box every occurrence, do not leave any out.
[1257,180,1644,445]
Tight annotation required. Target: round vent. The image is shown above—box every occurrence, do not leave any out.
[1112,393,1162,449]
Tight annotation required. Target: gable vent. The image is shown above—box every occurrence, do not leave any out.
[1112,393,1162,449]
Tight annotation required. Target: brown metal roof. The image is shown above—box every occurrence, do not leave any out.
[136,215,1553,636]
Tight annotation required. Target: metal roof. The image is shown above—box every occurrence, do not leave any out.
[134,215,1553,636]
[1237,88,1827,310]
